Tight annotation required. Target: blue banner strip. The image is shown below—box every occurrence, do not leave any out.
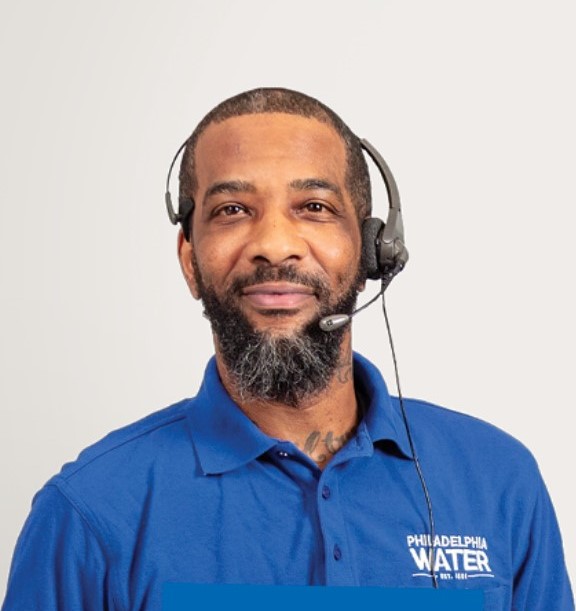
[163,583,483,611]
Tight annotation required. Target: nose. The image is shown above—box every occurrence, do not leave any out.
[243,209,309,266]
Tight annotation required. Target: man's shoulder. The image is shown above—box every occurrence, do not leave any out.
[48,398,196,491]
[399,395,538,470]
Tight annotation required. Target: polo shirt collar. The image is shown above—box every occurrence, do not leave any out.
[186,358,276,475]
[186,353,413,475]
[353,352,413,459]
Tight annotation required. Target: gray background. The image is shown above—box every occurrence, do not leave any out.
[1,0,574,595]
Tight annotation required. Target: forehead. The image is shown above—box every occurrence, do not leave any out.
[193,113,348,192]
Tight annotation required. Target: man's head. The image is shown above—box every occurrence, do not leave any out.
[177,89,368,406]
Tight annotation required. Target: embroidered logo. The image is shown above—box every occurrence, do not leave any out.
[407,534,495,581]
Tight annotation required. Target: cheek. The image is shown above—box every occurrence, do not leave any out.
[192,237,242,290]
[314,232,361,287]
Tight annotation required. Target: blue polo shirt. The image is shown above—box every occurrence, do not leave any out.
[2,354,573,610]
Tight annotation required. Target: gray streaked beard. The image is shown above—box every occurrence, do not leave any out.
[195,265,359,407]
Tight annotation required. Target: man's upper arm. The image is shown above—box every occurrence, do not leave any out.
[512,475,574,610]
[2,484,111,611]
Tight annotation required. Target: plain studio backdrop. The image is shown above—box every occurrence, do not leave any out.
[1,0,574,595]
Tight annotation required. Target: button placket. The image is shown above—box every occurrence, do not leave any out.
[316,471,356,585]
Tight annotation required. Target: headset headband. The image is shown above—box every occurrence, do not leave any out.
[164,137,404,239]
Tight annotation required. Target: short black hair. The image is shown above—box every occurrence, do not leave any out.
[178,87,371,236]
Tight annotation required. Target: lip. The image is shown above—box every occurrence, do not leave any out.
[241,282,315,309]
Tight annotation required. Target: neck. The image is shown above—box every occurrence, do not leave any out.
[215,333,359,469]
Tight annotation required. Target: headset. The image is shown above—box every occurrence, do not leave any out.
[164,137,409,289]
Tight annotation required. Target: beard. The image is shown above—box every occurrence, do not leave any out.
[194,262,361,407]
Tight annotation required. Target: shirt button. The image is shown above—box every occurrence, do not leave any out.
[333,544,342,561]
[277,450,289,459]
[322,485,331,499]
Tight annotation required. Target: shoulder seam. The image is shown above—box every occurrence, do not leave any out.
[60,408,189,481]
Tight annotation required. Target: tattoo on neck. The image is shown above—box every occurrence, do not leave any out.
[334,357,353,384]
[302,428,355,465]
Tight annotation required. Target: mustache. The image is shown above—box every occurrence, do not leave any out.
[229,266,331,301]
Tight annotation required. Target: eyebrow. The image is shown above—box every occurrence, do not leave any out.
[204,180,257,199]
[203,177,343,201]
[289,178,343,198]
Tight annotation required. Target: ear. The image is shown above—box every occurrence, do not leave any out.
[177,230,200,300]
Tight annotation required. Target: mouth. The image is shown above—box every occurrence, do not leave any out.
[241,282,316,309]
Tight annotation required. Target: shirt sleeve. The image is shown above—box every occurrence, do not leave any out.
[513,475,574,611]
[2,484,111,611]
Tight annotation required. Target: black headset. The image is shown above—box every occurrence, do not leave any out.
[164,136,409,287]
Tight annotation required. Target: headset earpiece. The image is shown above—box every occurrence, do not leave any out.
[359,139,409,286]
[165,140,195,241]
[361,216,409,282]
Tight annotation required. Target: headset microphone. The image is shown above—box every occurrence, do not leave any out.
[319,275,396,332]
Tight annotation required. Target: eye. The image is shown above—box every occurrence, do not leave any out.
[213,203,248,217]
[304,201,328,213]
[299,200,339,221]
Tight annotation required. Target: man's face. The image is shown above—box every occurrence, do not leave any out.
[182,113,363,331]
[178,113,364,404]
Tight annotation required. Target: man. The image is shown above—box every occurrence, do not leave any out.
[2,88,573,610]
